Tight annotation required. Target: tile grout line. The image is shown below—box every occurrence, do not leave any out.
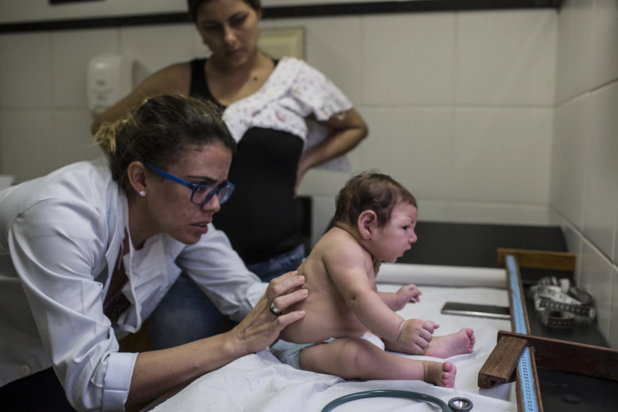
[49,30,58,164]
[551,207,617,344]
[550,207,618,271]
[447,12,459,213]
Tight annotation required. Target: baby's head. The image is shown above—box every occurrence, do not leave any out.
[334,171,418,263]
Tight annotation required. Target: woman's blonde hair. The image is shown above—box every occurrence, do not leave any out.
[94,94,236,196]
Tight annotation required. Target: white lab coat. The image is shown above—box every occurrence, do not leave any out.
[0,158,264,411]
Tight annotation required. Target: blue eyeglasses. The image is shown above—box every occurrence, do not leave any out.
[144,163,235,206]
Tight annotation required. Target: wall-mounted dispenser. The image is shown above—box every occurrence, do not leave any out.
[88,55,135,118]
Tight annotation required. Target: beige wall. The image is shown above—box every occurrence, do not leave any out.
[1,3,615,346]
[549,0,618,348]
[0,0,187,24]
[0,10,557,241]
[0,0,426,24]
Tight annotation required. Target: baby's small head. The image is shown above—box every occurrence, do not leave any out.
[335,171,417,228]
[334,171,418,263]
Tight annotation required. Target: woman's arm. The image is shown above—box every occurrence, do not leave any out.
[128,271,307,404]
[9,199,307,410]
[295,108,368,193]
[90,63,191,135]
[130,226,308,404]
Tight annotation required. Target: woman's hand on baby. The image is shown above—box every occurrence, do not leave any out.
[394,284,422,310]
[229,271,308,356]
[396,318,440,354]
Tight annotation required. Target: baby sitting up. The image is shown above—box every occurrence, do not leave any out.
[271,172,475,388]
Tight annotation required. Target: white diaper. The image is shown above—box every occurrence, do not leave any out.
[359,331,386,350]
[269,331,385,369]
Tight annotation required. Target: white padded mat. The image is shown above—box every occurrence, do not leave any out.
[150,284,516,412]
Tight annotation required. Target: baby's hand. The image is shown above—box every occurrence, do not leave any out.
[396,319,439,353]
[394,284,422,310]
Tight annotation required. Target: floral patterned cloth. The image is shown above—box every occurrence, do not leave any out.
[223,57,353,172]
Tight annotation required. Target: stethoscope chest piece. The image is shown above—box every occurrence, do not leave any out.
[448,397,473,411]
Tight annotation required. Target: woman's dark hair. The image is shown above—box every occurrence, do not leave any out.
[188,0,261,21]
[94,94,236,196]
[334,171,417,228]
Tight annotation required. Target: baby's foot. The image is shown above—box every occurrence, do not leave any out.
[424,361,456,388]
[424,328,475,358]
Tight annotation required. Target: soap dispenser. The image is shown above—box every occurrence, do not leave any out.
[87,55,135,118]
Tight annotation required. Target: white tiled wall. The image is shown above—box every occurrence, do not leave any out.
[1,2,613,344]
[451,108,553,204]
[297,10,558,233]
[120,24,196,84]
[52,29,119,108]
[611,267,618,348]
[0,33,53,108]
[550,0,618,347]
[456,10,556,106]
[0,111,56,182]
[358,107,454,200]
[591,0,618,90]
[582,83,618,258]
[559,0,595,101]
[550,95,588,228]
[579,239,614,338]
[0,9,558,238]
[52,109,101,169]
[361,13,456,105]
[274,16,361,104]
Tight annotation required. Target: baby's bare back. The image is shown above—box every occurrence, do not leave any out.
[279,229,370,344]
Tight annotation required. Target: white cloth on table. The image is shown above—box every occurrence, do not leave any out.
[150,285,516,412]
[222,57,353,172]
[0,158,263,411]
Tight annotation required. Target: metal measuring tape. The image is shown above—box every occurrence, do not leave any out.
[530,276,595,328]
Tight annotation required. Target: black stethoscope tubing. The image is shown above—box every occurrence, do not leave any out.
[321,390,473,412]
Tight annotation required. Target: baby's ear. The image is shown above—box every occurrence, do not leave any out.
[358,210,378,240]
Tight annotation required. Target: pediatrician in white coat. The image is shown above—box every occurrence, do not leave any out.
[0,95,308,412]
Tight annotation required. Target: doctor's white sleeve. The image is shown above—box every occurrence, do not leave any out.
[8,199,137,412]
[176,224,266,322]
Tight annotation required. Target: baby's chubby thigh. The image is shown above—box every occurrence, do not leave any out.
[298,333,386,379]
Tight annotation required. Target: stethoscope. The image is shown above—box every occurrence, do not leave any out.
[321,390,473,412]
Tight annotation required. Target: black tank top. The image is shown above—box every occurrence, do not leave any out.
[189,59,304,264]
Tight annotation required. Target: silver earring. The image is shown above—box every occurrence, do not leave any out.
[139,191,146,197]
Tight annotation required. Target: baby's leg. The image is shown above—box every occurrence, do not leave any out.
[384,328,475,359]
[298,338,456,387]
[425,328,475,358]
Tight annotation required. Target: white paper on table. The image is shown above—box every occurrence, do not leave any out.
[378,263,507,289]
[149,285,516,412]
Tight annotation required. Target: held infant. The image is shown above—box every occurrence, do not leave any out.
[272,172,475,387]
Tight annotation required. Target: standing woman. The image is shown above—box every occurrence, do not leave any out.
[0,95,307,411]
[92,0,368,349]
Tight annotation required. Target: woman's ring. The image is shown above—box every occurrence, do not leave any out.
[269,302,283,316]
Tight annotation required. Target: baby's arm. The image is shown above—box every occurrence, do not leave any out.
[371,257,421,311]
[325,245,434,350]
[379,285,422,311]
